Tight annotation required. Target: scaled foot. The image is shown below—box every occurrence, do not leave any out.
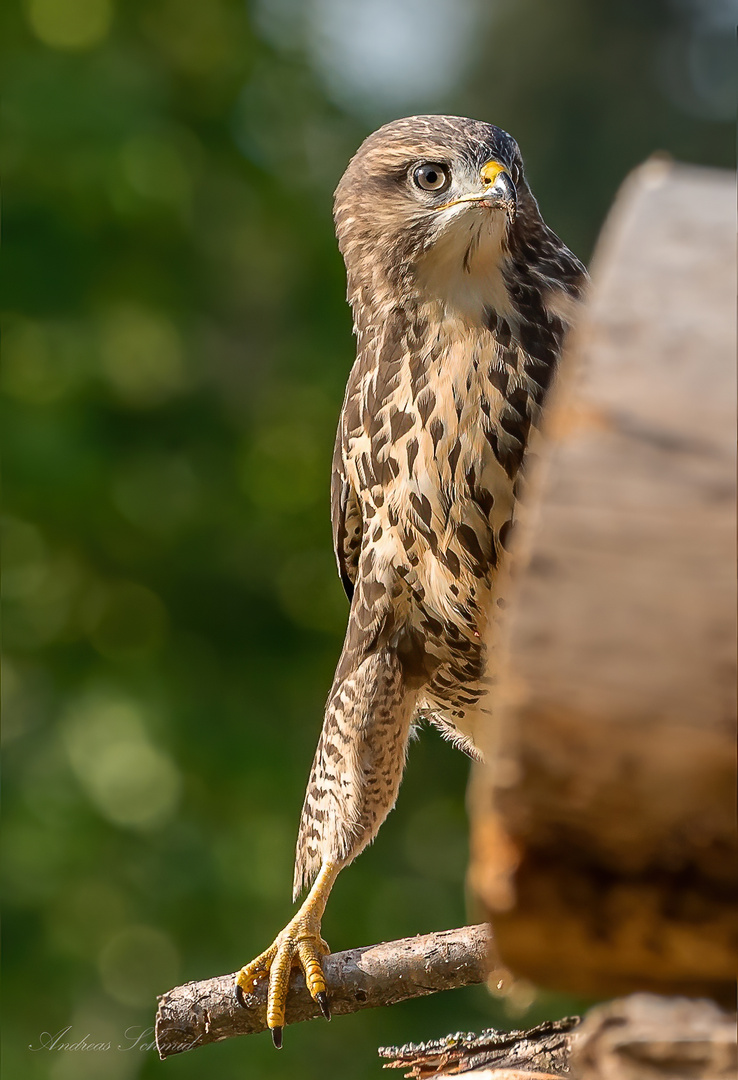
[235,863,340,1047]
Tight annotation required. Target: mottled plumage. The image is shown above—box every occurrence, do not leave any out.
[237,114,587,1043]
[295,115,585,893]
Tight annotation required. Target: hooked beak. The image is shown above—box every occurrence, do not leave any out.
[437,159,517,221]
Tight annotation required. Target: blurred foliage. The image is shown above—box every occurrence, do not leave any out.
[2,0,732,1077]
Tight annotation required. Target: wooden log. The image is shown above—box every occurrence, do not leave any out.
[379,1015,579,1078]
[571,994,737,1080]
[469,161,737,1002]
[378,995,736,1079]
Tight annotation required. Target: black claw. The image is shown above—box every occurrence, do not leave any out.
[234,983,247,1008]
[271,1026,283,1049]
[316,991,331,1021]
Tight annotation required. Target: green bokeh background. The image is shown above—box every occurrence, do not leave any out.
[3,1,732,1077]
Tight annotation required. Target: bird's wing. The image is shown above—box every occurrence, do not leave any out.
[331,423,362,602]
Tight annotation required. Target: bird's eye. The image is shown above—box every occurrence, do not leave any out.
[413,163,450,193]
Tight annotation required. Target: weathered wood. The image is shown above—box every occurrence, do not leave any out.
[571,994,737,1080]
[470,161,737,1001]
[379,1015,579,1078]
[381,995,736,1079]
[154,924,490,1058]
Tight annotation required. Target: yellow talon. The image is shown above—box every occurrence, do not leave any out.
[298,936,330,998]
[234,861,339,1045]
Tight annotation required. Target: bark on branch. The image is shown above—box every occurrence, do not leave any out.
[155,923,491,1060]
[378,994,737,1079]
[379,1015,579,1078]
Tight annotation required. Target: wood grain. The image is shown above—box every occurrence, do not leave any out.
[470,161,737,1001]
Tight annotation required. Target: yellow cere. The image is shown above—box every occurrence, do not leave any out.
[480,160,507,185]
[436,158,509,212]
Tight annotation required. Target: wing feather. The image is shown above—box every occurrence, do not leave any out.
[331,418,362,601]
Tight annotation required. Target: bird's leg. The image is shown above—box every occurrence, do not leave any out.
[234,858,341,1047]
[236,637,414,1046]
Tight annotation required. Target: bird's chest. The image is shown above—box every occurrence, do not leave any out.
[353,330,514,501]
[347,328,523,614]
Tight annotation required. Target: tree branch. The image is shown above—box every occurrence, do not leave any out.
[155,923,491,1059]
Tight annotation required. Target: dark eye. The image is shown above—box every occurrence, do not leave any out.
[413,162,450,193]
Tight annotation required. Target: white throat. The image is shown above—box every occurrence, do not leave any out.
[415,206,513,325]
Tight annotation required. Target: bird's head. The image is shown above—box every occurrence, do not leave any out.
[334,115,536,322]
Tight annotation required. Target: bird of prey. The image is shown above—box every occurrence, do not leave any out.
[235,114,587,1045]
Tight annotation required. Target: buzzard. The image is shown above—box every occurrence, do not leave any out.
[235,114,587,1045]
